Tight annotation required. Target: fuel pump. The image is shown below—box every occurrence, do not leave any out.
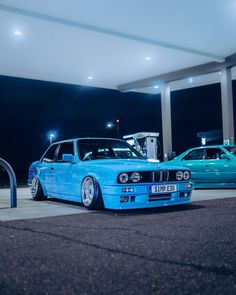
[123,132,160,160]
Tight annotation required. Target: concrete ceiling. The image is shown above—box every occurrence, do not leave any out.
[0,0,236,93]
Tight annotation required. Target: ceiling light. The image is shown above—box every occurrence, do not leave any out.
[88,76,93,80]
[145,57,151,61]
[154,85,159,89]
[219,71,222,75]
[188,77,193,83]
[14,30,22,36]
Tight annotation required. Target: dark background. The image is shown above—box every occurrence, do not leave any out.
[0,75,235,185]
[171,83,223,153]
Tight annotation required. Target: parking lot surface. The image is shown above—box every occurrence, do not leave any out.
[0,196,236,295]
[1,187,236,221]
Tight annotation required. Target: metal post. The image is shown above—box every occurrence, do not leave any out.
[161,83,172,161]
[220,68,235,144]
[116,119,120,138]
[0,158,17,208]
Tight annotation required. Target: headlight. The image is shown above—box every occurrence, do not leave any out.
[183,170,190,180]
[119,173,129,183]
[130,172,141,183]
[176,171,183,181]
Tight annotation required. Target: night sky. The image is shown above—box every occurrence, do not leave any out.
[0,75,235,184]
[171,83,223,153]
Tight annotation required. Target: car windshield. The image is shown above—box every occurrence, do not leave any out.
[224,146,236,156]
[77,139,144,161]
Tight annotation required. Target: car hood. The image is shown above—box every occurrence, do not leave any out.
[81,158,183,172]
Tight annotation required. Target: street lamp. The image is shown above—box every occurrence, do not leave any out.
[106,120,120,138]
[106,122,114,129]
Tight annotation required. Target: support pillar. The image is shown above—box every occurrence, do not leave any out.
[161,83,172,161]
[220,68,235,145]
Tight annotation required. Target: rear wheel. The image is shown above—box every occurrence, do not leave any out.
[31,176,47,201]
[81,176,103,210]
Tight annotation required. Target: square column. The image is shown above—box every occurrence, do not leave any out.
[220,68,235,144]
[161,83,172,161]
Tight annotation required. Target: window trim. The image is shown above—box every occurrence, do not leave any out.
[204,147,226,160]
[40,144,60,163]
[56,141,75,163]
[182,148,205,161]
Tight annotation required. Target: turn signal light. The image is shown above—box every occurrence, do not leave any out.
[122,188,134,193]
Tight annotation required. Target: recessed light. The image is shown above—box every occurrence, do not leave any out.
[188,77,193,83]
[154,85,159,89]
[88,76,93,80]
[219,71,222,75]
[145,57,151,61]
[14,30,22,36]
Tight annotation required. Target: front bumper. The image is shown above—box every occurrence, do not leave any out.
[101,181,193,210]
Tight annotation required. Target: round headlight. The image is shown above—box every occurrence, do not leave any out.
[183,170,190,180]
[176,171,183,181]
[119,173,129,183]
[130,172,141,183]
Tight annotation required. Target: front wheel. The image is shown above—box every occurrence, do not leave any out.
[31,176,47,201]
[81,176,104,210]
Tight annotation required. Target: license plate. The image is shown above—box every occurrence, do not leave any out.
[149,184,177,194]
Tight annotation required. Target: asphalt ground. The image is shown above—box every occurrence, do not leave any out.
[0,197,236,295]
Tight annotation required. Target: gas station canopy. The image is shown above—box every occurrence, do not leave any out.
[0,0,236,93]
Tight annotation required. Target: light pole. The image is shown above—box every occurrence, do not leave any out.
[116,119,120,138]
[49,133,55,145]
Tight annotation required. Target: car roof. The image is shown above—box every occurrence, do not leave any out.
[179,145,236,155]
[51,137,125,145]
[189,145,236,149]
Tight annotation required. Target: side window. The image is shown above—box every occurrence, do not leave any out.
[205,148,226,160]
[57,142,75,162]
[42,144,58,163]
[183,149,204,160]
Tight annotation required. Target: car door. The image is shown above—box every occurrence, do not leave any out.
[54,141,76,197]
[180,148,205,183]
[40,144,59,195]
[202,147,234,183]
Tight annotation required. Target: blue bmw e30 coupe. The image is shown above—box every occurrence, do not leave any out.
[28,138,193,210]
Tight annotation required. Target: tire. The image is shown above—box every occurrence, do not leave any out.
[31,176,47,201]
[81,176,104,210]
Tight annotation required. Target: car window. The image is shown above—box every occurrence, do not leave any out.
[182,149,204,160]
[205,148,226,160]
[113,147,136,159]
[224,146,236,156]
[78,139,144,161]
[57,142,75,162]
[41,144,59,163]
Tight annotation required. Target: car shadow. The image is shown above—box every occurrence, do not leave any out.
[44,198,85,208]
[34,198,205,216]
[99,203,205,216]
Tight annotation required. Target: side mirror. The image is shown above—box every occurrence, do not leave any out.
[62,154,75,163]
[221,154,230,160]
